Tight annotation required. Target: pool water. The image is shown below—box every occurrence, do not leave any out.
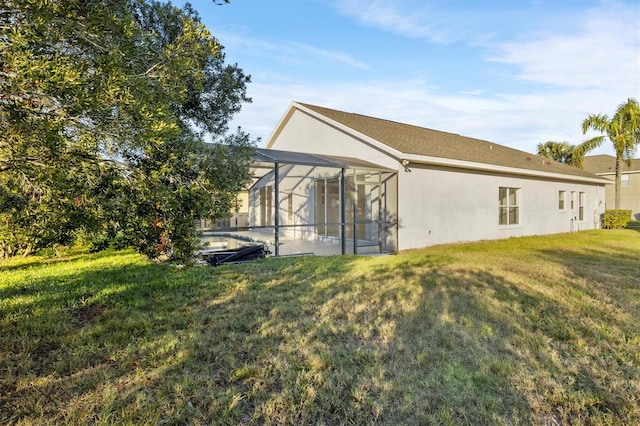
[200,234,261,251]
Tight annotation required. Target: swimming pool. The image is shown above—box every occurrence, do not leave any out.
[200,232,265,252]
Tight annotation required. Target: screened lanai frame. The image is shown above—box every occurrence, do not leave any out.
[245,148,398,256]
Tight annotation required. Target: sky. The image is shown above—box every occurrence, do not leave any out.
[196,0,640,156]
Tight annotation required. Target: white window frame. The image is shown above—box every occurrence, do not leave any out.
[558,190,565,209]
[621,174,629,188]
[570,191,575,210]
[499,187,520,226]
[579,192,585,221]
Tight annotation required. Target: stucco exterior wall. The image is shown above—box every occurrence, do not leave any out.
[396,165,605,250]
[268,109,400,170]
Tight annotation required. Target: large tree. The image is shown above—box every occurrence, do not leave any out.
[537,139,600,169]
[0,0,255,260]
[582,98,640,209]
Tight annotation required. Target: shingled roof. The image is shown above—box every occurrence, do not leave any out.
[296,102,602,181]
[583,154,640,174]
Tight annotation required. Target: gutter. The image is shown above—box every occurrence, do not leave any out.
[399,154,611,185]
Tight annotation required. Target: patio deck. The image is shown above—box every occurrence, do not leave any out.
[200,230,382,258]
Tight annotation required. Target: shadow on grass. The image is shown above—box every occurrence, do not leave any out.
[1,245,639,425]
[0,252,99,273]
[624,222,640,232]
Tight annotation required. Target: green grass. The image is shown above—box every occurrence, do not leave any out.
[1,230,639,425]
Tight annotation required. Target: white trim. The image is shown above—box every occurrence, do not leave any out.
[400,154,610,185]
[593,170,640,176]
[559,190,566,210]
[498,186,520,226]
[264,102,296,149]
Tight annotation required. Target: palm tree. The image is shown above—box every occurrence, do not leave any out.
[537,140,598,169]
[582,98,640,209]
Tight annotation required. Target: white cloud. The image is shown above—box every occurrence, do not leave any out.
[222,1,638,159]
[231,76,624,158]
[330,0,463,44]
[458,89,487,96]
[489,1,640,93]
[289,42,371,70]
[215,30,370,70]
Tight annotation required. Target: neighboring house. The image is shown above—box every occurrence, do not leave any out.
[583,154,640,220]
[198,190,250,230]
[249,102,609,253]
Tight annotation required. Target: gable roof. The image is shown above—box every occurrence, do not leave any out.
[284,102,604,182]
[583,154,640,175]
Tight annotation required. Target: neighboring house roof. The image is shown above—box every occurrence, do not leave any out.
[279,102,606,183]
[583,154,640,175]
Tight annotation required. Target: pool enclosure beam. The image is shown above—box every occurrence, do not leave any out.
[274,162,280,257]
[340,167,346,255]
[248,147,396,256]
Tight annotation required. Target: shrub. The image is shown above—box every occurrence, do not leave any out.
[602,209,632,229]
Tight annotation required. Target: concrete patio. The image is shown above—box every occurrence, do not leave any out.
[200,230,382,258]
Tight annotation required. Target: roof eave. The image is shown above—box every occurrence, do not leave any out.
[264,102,298,149]
[400,154,611,185]
[592,170,640,176]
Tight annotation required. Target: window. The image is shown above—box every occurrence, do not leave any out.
[558,191,565,209]
[622,174,629,188]
[315,175,373,240]
[259,186,272,226]
[315,178,340,237]
[287,194,293,222]
[579,192,585,221]
[499,187,519,225]
[570,191,575,210]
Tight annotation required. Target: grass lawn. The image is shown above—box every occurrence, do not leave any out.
[1,230,639,425]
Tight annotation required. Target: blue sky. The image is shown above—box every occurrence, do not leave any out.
[197,0,640,156]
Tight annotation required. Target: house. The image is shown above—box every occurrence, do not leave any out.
[248,102,609,254]
[198,190,250,230]
[583,154,640,220]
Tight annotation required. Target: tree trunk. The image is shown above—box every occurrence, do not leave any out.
[615,155,622,209]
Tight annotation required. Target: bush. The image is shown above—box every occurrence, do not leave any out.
[602,209,632,229]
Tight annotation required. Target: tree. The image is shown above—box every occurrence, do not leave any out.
[0,0,255,261]
[537,141,576,166]
[537,139,600,169]
[582,98,640,209]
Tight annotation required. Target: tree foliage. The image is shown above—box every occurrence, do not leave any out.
[0,0,255,261]
[582,98,640,209]
[536,139,600,169]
